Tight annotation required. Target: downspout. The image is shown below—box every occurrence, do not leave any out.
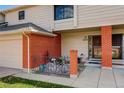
[23,32,30,73]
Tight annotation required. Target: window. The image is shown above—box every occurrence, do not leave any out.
[54,5,74,20]
[18,11,25,20]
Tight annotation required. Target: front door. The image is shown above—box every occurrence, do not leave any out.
[92,34,122,59]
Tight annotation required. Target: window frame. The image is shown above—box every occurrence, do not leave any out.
[18,10,25,20]
[54,5,74,21]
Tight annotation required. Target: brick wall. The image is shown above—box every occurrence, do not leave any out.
[23,33,61,68]
[101,26,112,68]
[70,50,78,76]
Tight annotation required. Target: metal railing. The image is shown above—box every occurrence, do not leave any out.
[32,56,70,77]
[31,55,86,77]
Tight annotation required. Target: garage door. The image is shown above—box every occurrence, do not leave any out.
[0,38,22,69]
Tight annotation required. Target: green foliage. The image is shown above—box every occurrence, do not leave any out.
[0,76,72,88]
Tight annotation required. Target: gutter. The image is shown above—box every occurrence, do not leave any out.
[23,32,30,73]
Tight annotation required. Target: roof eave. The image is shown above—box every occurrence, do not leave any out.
[29,27,56,37]
[1,5,37,14]
[0,27,56,37]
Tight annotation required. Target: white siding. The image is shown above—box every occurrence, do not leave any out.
[77,5,124,28]
[54,5,124,31]
[5,5,124,32]
[0,14,5,23]
[61,30,100,57]
[54,19,74,31]
[61,28,124,57]
[5,6,53,31]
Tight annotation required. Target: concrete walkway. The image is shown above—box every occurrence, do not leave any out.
[73,67,100,88]
[98,69,116,88]
[0,67,22,78]
[13,67,124,88]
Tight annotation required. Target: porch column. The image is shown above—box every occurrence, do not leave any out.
[70,50,78,78]
[101,26,112,68]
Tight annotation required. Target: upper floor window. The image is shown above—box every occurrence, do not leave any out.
[18,11,25,20]
[54,5,74,20]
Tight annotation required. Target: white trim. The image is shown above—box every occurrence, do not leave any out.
[23,32,30,73]
[30,28,56,37]
[122,34,124,59]
[0,28,56,37]
[54,18,73,23]
[0,28,29,35]
[74,5,78,27]
[51,5,55,30]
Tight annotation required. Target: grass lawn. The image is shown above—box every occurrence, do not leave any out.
[0,76,72,88]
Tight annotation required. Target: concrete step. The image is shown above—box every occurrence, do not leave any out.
[112,60,124,65]
[88,59,124,65]
[89,58,101,61]
[84,63,100,67]
[86,59,124,69]
[84,63,124,69]
[113,65,124,69]
[88,60,101,63]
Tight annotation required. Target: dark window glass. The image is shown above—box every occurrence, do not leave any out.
[19,11,25,20]
[54,5,73,20]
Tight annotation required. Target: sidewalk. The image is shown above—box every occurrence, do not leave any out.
[14,67,124,88]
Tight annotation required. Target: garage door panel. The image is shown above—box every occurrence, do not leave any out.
[0,39,22,69]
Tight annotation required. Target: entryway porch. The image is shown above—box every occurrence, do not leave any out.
[87,33,124,68]
[29,25,124,78]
